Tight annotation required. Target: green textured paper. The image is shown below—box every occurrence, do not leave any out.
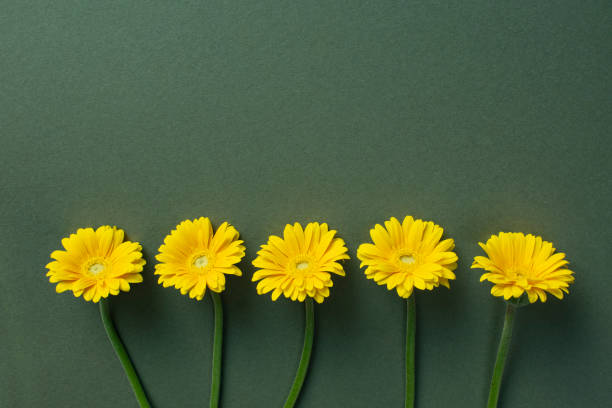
[1,1,611,407]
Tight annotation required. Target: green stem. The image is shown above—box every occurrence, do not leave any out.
[99,299,151,408]
[487,303,516,408]
[283,298,315,408]
[210,292,224,408]
[405,295,416,408]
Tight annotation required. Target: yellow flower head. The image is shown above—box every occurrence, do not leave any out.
[155,217,245,300]
[45,226,146,303]
[472,232,574,303]
[252,222,349,303]
[357,216,458,298]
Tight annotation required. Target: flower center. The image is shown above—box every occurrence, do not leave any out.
[400,255,415,265]
[88,263,105,275]
[193,255,209,268]
[291,255,315,275]
[508,267,529,279]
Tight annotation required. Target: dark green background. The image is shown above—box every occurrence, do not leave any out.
[2,1,611,407]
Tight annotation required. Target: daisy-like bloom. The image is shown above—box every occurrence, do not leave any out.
[155,217,245,300]
[253,223,349,408]
[356,216,458,298]
[45,226,146,303]
[475,233,575,408]
[252,222,349,303]
[472,232,575,303]
[46,226,151,407]
[156,218,245,408]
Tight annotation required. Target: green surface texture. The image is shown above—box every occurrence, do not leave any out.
[1,1,611,407]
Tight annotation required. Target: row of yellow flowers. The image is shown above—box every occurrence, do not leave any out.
[45,216,575,408]
[46,216,574,305]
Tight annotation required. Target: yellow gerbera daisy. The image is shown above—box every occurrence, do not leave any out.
[472,232,574,303]
[45,226,146,303]
[155,217,245,300]
[357,216,458,298]
[252,222,349,303]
